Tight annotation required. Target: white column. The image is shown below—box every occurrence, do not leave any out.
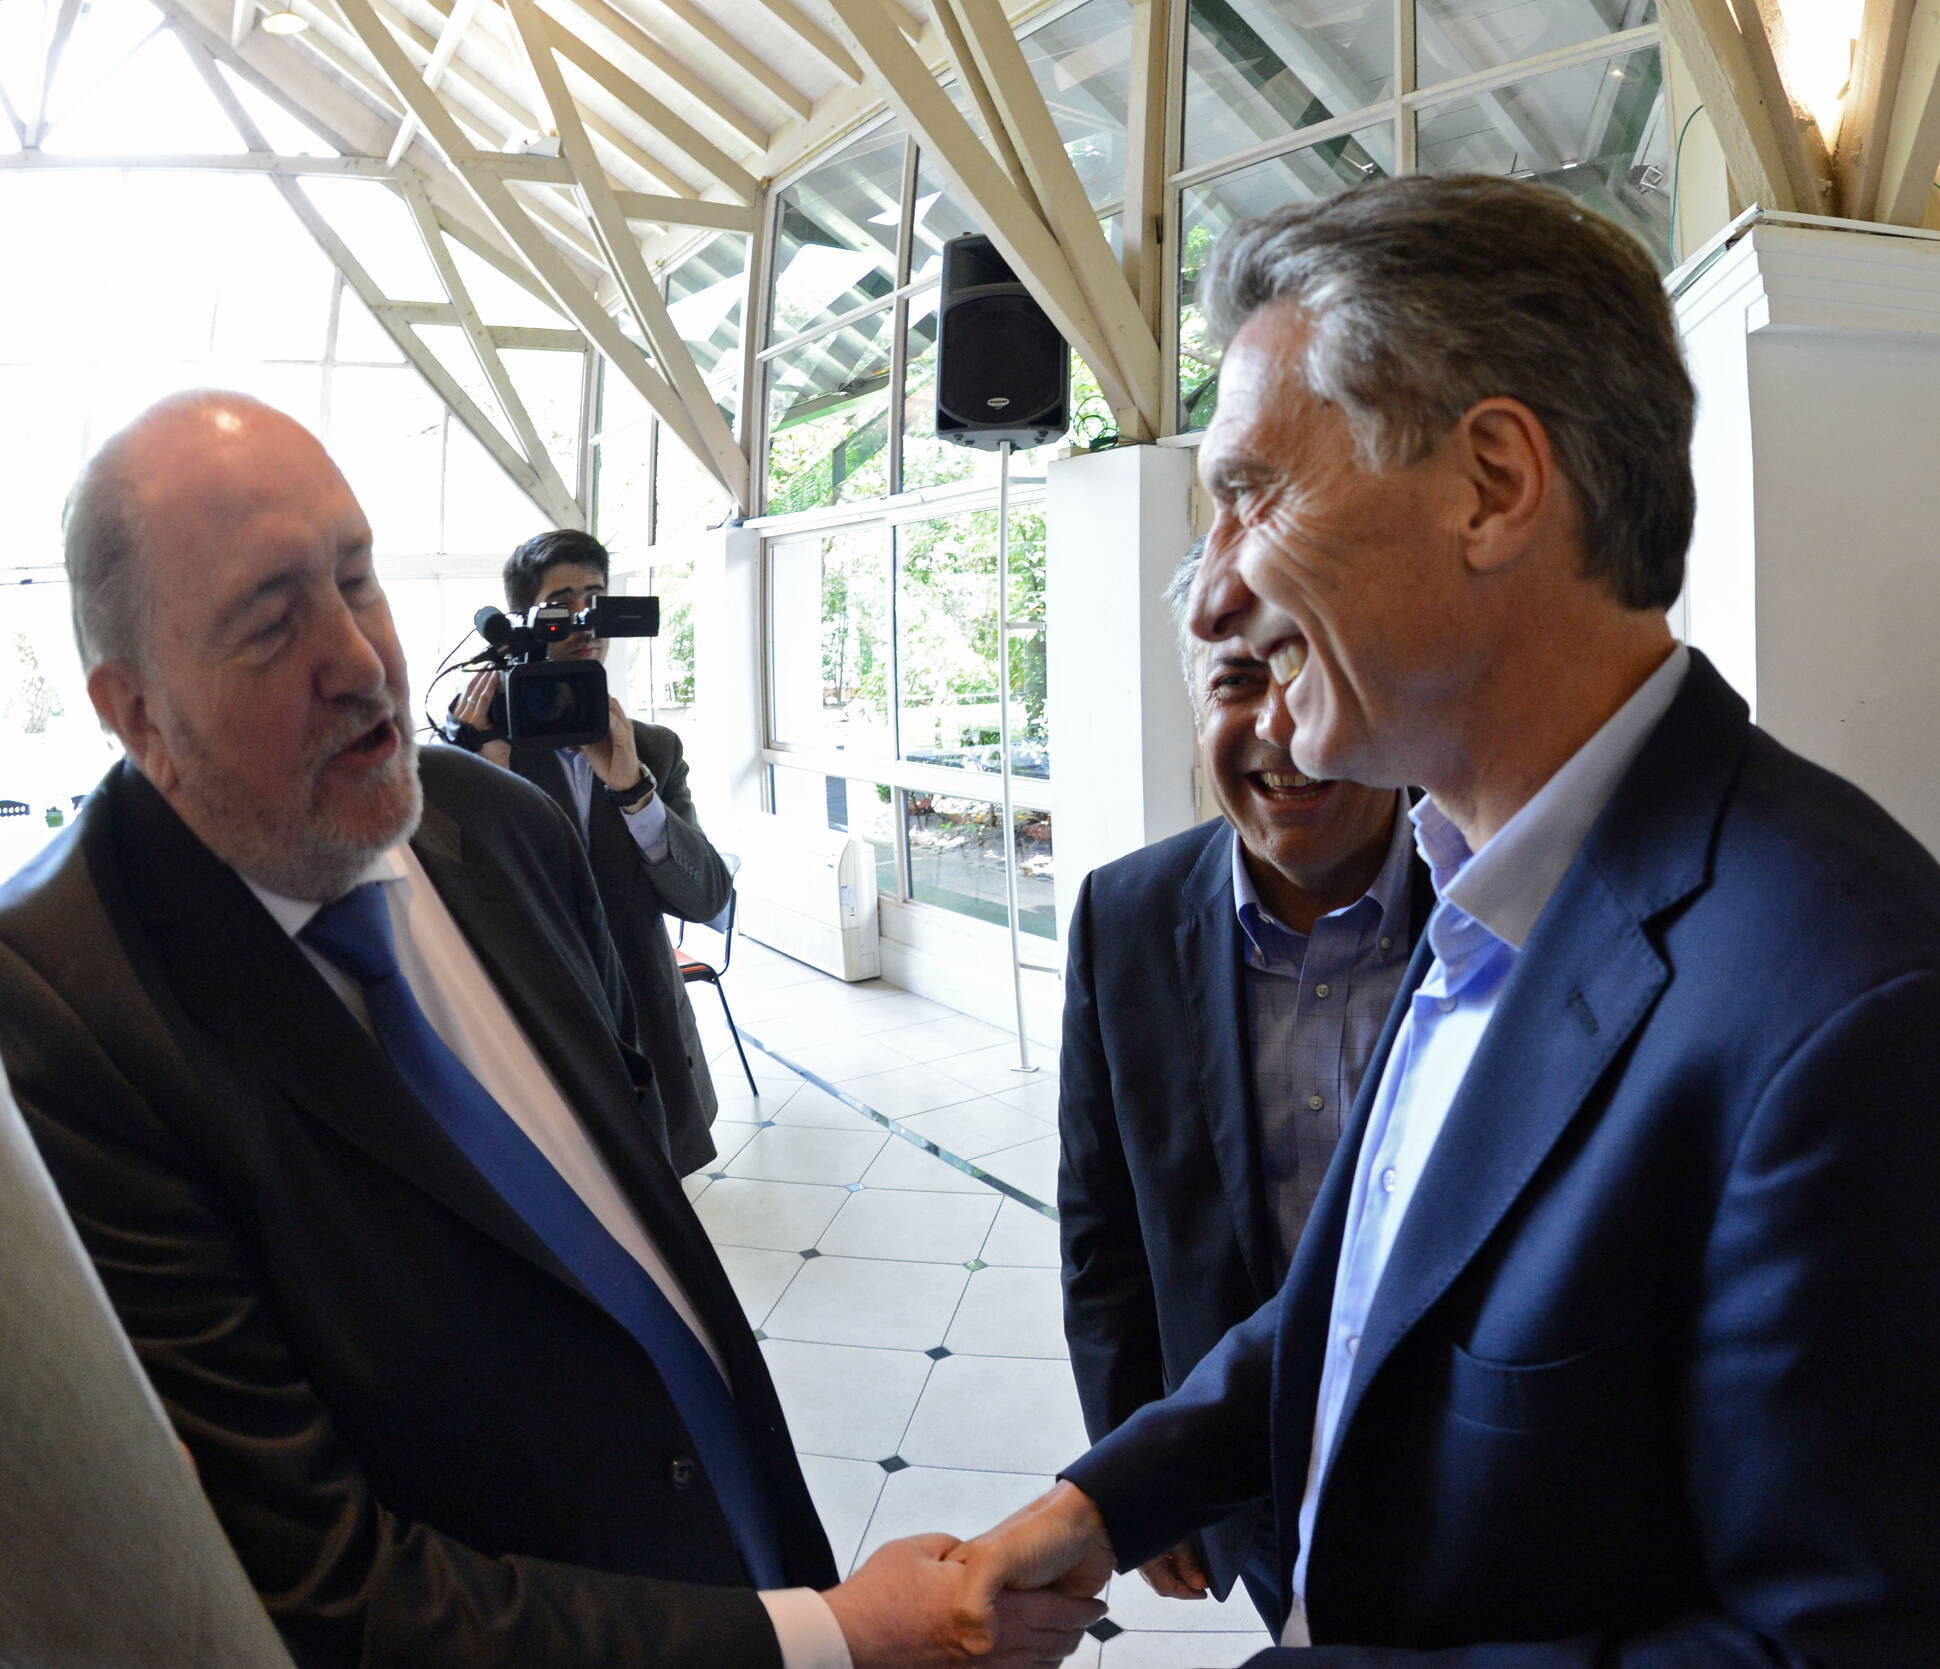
[1675,214,1940,854]
[683,521,766,842]
[1045,441,1200,940]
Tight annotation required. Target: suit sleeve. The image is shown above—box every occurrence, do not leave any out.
[631,724,733,924]
[1057,873,1167,1443]
[1241,969,1940,1668]
[0,941,781,1669]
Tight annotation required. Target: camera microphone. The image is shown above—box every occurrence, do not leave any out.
[474,606,514,647]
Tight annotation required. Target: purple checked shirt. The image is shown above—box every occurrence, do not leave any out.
[1231,794,1417,1274]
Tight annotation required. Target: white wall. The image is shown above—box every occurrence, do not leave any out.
[1045,442,1202,941]
[1675,215,1940,853]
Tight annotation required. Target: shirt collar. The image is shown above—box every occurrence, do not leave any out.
[1230,787,1413,960]
[241,845,412,941]
[1415,642,1690,951]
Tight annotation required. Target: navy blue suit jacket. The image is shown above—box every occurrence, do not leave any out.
[1058,814,1429,1605]
[1064,652,1940,1665]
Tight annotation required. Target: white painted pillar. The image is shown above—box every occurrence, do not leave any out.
[1045,442,1201,939]
[684,522,766,844]
[1675,213,1940,854]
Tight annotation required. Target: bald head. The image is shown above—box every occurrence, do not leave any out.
[66,391,336,670]
[68,391,418,901]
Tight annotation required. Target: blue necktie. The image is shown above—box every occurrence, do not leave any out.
[300,882,787,1588]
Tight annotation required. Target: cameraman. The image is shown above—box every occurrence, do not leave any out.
[446,529,734,1175]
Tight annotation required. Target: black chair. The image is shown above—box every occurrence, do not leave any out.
[0,800,28,818]
[676,886,758,1097]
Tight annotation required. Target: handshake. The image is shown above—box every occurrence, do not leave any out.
[825,1482,1123,1666]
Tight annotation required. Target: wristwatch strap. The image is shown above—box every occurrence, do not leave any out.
[601,766,656,808]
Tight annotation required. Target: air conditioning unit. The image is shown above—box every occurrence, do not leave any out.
[733,813,880,981]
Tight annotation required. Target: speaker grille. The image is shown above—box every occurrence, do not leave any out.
[939,295,1065,426]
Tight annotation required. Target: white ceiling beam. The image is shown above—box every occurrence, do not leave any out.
[181,30,583,526]
[0,77,27,148]
[748,0,862,85]
[1835,0,1916,221]
[374,301,584,348]
[1659,0,1799,210]
[0,149,393,174]
[1119,0,1171,340]
[230,0,255,47]
[1874,0,1940,225]
[823,0,1143,426]
[386,0,483,166]
[634,0,810,121]
[948,0,1162,436]
[400,173,584,520]
[502,0,749,499]
[151,0,591,306]
[1739,0,1831,210]
[31,0,88,147]
[331,0,722,487]
[929,0,1036,207]
[532,0,771,153]
[526,5,762,202]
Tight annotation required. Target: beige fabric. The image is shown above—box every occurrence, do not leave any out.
[0,1067,293,1669]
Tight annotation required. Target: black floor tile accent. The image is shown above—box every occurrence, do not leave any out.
[878,1455,909,1473]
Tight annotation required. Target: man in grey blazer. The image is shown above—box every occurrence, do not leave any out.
[447,528,733,1174]
[0,1062,293,1668]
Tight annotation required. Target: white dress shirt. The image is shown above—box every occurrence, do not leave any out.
[1284,643,1690,1647]
[558,746,673,860]
[244,845,851,1669]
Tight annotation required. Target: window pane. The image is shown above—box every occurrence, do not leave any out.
[442,418,551,554]
[771,125,906,342]
[1177,123,1390,430]
[594,421,654,549]
[764,310,894,516]
[1019,0,1133,213]
[0,577,122,885]
[773,766,901,899]
[910,145,984,290]
[667,232,748,427]
[769,525,893,754]
[1418,0,1654,88]
[897,509,1002,769]
[1184,0,1396,175]
[328,366,445,553]
[904,793,1055,939]
[655,426,734,543]
[646,559,698,724]
[1417,45,1671,264]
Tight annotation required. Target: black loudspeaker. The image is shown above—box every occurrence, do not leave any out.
[935,234,1068,451]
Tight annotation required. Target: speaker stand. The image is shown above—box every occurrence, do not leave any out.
[995,440,1039,1077]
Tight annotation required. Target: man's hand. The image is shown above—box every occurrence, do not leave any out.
[944,1481,1118,1650]
[823,1533,1104,1666]
[450,670,511,766]
[582,697,644,793]
[1137,1539,1210,1600]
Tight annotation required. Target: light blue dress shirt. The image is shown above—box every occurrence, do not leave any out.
[1230,796,1415,1272]
[557,748,671,862]
[1286,644,1691,1641]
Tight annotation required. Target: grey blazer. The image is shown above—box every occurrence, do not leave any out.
[507,720,733,1174]
[0,1066,294,1669]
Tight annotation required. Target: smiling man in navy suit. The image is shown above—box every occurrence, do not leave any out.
[950,174,1940,1666]
[1058,538,1428,1628]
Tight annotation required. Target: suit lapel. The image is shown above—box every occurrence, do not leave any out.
[1176,827,1277,1299]
[1318,653,1751,1474]
[113,769,581,1295]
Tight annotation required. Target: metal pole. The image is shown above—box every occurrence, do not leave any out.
[995,439,1035,1074]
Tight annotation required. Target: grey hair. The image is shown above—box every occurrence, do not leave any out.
[1201,173,1693,612]
[1164,537,1208,688]
[63,439,149,670]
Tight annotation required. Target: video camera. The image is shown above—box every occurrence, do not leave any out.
[464,594,659,748]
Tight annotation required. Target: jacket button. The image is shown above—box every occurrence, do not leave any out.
[670,1457,697,1487]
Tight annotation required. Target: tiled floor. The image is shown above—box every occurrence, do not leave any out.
[682,929,1275,1668]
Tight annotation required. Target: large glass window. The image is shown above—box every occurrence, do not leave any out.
[905,793,1055,940]
[769,525,894,756]
[770,126,908,342]
[1176,0,1671,429]
[764,308,896,515]
[1183,0,1396,175]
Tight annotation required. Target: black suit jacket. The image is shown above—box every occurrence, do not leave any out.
[0,750,834,1669]
[1064,653,1940,1665]
[506,720,733,1175]
[1058,811,1429,1603]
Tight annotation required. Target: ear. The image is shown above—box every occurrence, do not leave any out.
[87,661,177,795]
[1448,397,1557,576]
